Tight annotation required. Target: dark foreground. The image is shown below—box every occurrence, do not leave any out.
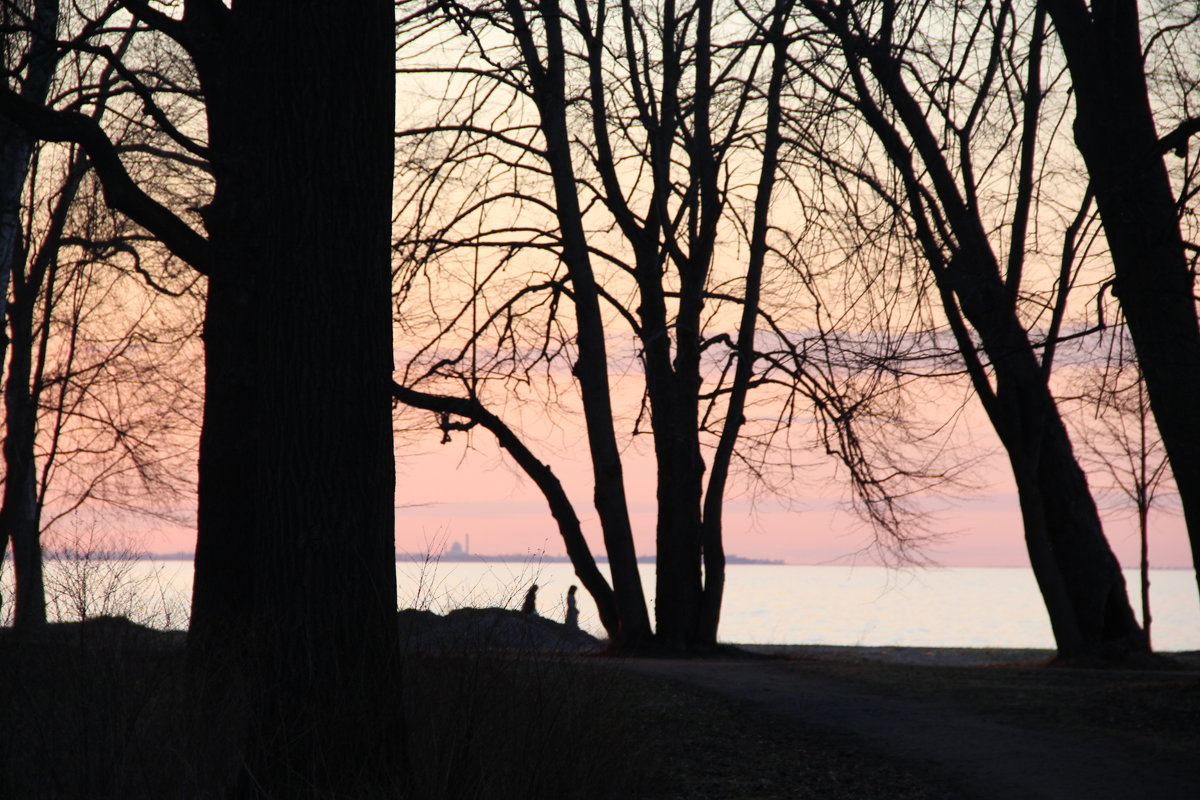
[2,616,1197,799]
[630,649,1200,799]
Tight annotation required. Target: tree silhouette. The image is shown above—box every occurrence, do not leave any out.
[1041,0,1200,605]
[394,0,937,650]
[1,11,198,631]
[794,0,1145,657]
[2,1,399,793]
[1071,329,1176,648]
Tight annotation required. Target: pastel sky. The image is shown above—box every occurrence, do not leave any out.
[387,412,1193,570]
[131,391,1192,571]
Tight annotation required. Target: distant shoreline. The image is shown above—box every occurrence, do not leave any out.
[37,551,786,565]
[31,551,1197,569]
[393,553,787,565]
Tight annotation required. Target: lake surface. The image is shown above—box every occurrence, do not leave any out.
[19,559,1200,651]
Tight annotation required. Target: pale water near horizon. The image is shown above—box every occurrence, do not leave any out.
[15,560,1200,651]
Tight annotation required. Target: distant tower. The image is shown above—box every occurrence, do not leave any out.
[465,533,470,555]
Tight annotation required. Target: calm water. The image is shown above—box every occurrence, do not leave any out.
[18,560,1200,651]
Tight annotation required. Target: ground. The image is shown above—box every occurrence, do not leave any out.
[625,645,1200,799]
[2,614,1196,798]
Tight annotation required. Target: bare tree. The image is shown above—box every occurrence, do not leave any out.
[794,0,1146,658]
[1070,328,1175,647]
[0,0,60,629]
[1,5,199,632]
[1040,0,1200,604]
[394,0,943,650]
[1,1,399,793]
[4,155,202,626]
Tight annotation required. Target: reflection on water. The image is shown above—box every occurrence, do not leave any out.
[10,560,1198,651]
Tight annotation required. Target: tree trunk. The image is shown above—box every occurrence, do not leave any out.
[508,0,652,646]
[0,152,83,632]
[1033,412,1146,657]
[186,3,400,794]
[650,390,704,649]
[0,139,85,638]
[696,2,791,647]
[951,251,1147,658]
[1041,0,1200,606]
[0,0,60,627]
[828,8,1148,658]
[1,314,45,630]
[637,237,705,649]
[0,1,400,791]
[0,0,59,346]
[0,202,44,631]
[1139,501,1152,649]
[1010,465,1086,655]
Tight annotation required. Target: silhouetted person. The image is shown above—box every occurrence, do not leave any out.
[521,583,538,615]
[565,585,579,630]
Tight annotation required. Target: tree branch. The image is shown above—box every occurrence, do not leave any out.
[0,86,213,274]
[391,381,621,637]
[1160,115,1200,157]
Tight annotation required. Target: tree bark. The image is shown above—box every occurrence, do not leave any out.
[1041,0,1200,605]
[4,1,408,792]
[180,3,400,792]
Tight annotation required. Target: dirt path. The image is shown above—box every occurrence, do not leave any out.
[623,656,1197,800]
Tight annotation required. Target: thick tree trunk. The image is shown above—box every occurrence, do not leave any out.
[0,1,399,792]
[969,332,1145,660]
[1033,412,1146,657]
[1041,0,1200,605]
[650,396,704,649]
[638,238,704,648]
[952,250,1147,658]
[1010,465,1086,655]
[186,3,399,794]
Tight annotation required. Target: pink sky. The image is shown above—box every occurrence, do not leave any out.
[137,401,1194,570]
[142,457,1191,569]
[385,424,1194,570]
